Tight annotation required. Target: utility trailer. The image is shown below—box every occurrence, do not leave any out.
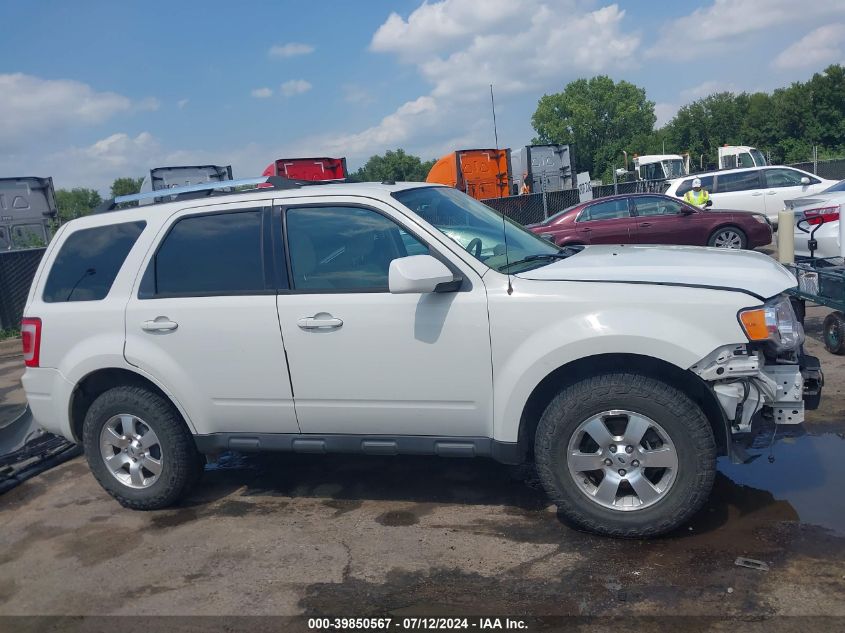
[514,144,574,194]
[0,177,57,250]
[786,215,845,355]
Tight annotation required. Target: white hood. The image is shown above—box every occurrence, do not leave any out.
[516,244,796,299]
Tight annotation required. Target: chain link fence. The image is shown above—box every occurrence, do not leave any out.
[787,158,845,181]
[481,179,666,224]
[0,248,45,330]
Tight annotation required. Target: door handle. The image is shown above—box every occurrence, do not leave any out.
[581,227,592,232]
[766,191,777,195]
[639,222,652,227]
[141,318,178,332]
[297,315,343,330]
[751,192,763,196]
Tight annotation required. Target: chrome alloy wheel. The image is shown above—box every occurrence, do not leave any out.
[99,414,163,489]
[713,230,743,249]
[566,410,678,511]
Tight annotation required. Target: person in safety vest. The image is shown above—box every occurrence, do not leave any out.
[684,178,710,208]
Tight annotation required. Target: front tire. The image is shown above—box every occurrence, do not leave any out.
[82,385,203,510]
[708,226,747,249]
[534,373,716,537]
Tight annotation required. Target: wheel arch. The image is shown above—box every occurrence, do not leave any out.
[516,353,727,462]
[69,367,193,442]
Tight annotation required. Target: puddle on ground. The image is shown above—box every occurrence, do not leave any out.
[717,431,845,536]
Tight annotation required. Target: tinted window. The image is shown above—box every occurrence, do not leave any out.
[676,175,714,196]
[824,180,845,193]
[764,168,817,188]
[286,206,428,291]
[633,196,684,216]
[43,221,145,302]
[714,171,761,193]
[149,210,265,297]
[579,199,630,222]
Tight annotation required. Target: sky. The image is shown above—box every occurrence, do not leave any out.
[1,0,843,193]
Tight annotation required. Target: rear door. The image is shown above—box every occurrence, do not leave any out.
[631,196,705,245]
[711,170,765,214]
[574,198,635,243]
[124,201,299,436]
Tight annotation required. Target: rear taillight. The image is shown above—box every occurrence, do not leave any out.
[804,206,840,226]
[21,317,41,368]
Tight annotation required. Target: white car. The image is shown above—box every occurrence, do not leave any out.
[790,180,845,259]
[19,177,822,537]
[666,166,836,226]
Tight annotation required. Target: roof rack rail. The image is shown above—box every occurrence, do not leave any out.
[92,175,317,214]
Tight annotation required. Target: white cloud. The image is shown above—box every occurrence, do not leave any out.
[280,79,312,97]
[135,96,161,112]
[678,80,737,101]
[773,24,845,70]
[654,102,678,128]
[177,99,189,109]
[343,84,375,105]
[251,87,273,98]
[268,42,314,58]
[648,0,843,60]
[0,73,133,145]
[301,0,639,160]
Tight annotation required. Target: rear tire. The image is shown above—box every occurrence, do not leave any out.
[534,373,716,537]
[708,226,747,249]
[82,386,203,510]
[823,311,845,355]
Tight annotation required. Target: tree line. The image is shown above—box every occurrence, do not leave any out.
[532,64,845,181]
[54,64,844,220]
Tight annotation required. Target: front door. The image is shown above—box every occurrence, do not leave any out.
[275,199,493,437]
[124,203,300,436]
[761,168,822,216]
[631,196,705,245]
[575,198,635,243]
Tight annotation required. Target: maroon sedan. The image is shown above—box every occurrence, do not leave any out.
[527,193,772,250]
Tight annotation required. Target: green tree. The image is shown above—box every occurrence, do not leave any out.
[110,177,144,199]
[531,76,656,180]
[55,188,103,222]
[349,149,436,182]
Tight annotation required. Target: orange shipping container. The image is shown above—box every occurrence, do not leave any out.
[426,149,512,200]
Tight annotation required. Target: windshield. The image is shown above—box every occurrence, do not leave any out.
[750,149,766,166]
[662,159,687,179]
[393,187,559,273]
[824,180,845,193]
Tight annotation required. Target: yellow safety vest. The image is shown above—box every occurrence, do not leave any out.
[684,189,710,207]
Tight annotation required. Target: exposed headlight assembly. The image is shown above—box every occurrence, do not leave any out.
[739,295,805,351]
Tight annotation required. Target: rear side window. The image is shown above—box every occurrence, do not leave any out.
[713,171,761,193]
[579,199,630,222]
[42,221,145,302]
[145,210,265,297]
[675,175,714,196]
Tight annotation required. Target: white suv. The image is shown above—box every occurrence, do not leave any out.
[20,178,822,537]
[666,166,836,226]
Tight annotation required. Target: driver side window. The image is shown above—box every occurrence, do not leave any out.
[286,206,428,292]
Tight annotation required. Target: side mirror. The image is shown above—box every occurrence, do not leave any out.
[801,176,810,185]
[389,255,455,294]
[705,199,713,207]
[681,206,696,215]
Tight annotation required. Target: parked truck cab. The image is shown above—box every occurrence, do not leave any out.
[0,177,57,250]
